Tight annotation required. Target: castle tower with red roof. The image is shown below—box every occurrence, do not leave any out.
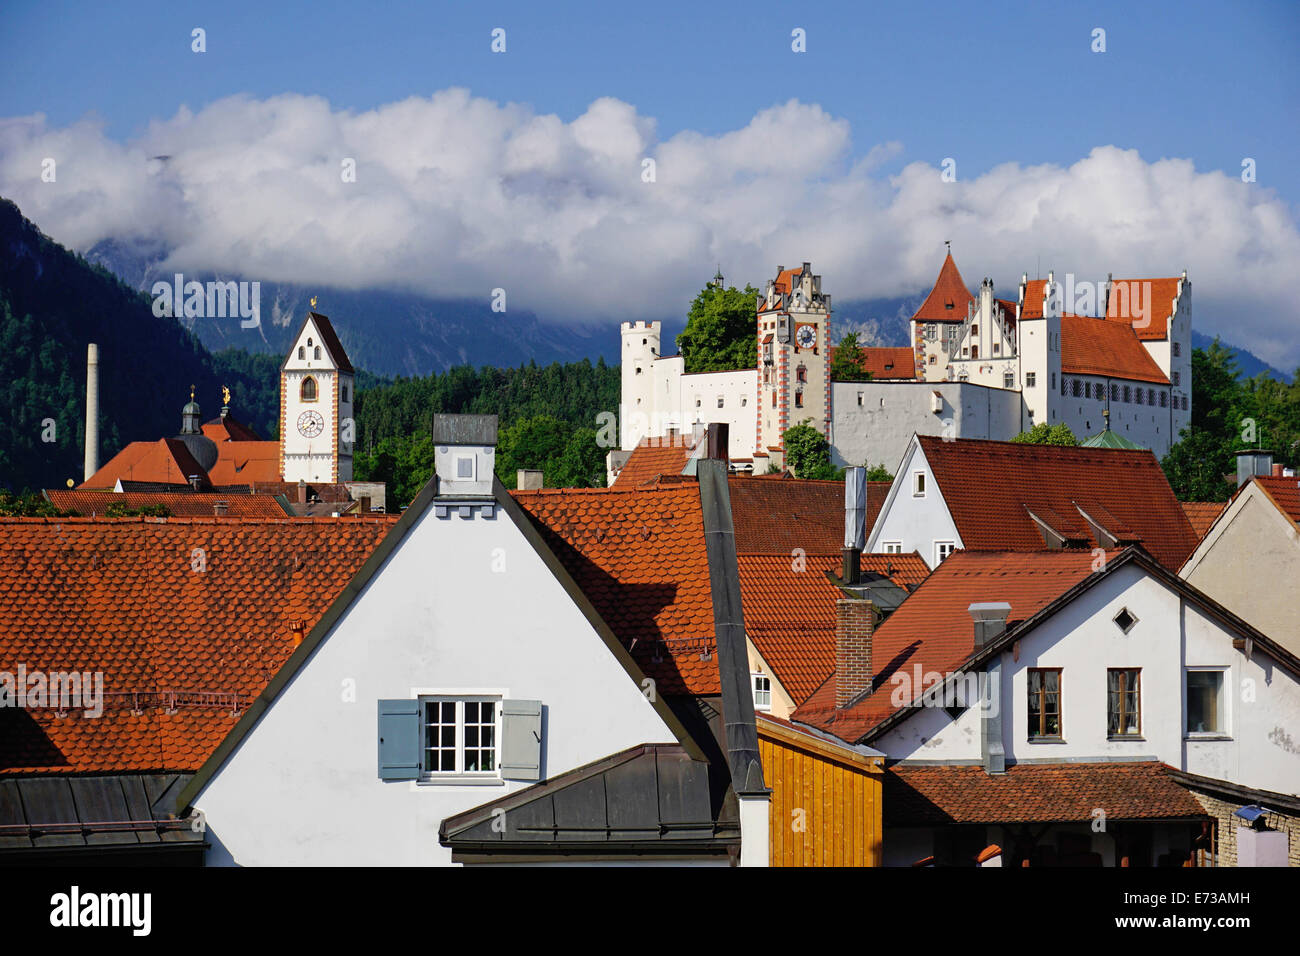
[755,262,831,468]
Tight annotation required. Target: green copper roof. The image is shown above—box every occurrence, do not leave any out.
[1082,428,1144,450]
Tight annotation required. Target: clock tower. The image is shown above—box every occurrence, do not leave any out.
[280,311,355,483]
[755,262,831,468]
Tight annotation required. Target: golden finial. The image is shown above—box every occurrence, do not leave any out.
[310,295,318,311]
[190,384,195,401]
[222,385,231,405]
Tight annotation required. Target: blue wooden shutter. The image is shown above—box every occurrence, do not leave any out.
[500,699,542,781]
[377,699,421,780]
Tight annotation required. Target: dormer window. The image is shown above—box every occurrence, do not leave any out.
[751,674,772,712]
[301,376,318,402]
[455,456,474,479]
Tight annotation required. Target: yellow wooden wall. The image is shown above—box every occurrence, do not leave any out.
[759,732,883,867]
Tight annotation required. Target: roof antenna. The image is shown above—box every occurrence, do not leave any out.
[945,240,951,255]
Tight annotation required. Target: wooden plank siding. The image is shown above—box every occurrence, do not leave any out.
[757,717,884,866]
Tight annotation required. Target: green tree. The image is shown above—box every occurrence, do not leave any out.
[676,281,761,374]
[782,420,842,480]
[0,490,77,517]
[1011,422,1080,446]
[830,332,873,383]
[863,464,894,482]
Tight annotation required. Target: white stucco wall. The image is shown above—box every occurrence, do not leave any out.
[1181,486,1300,657]
[864,439,963,568]
[877,563,1300,797]
[191,500,680,865]
[831,383,1021,477]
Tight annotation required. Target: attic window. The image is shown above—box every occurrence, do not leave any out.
[751,674,772,712]
[913,472,926,497]
[455,456,475,479]
[1113,607,1138,634]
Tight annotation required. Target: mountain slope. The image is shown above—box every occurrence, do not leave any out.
[0,198,279,491]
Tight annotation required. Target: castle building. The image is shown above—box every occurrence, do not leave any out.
[613,253,1192,481]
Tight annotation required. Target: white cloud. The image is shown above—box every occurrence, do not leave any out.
[1,91,1297,367]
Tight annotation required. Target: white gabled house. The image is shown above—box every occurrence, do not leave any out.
[866,434,1200,570]
[179,416,765,866]
[793,547,1300,867]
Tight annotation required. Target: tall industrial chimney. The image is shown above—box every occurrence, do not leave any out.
[83,343,100,481]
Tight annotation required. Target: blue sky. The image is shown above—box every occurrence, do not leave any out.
[1,0,1298,365]
[4,0,1296,200]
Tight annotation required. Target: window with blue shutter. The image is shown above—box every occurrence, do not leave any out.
[377,699,421,780]
[500,699,543,781]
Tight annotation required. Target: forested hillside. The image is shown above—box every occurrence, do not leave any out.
[0,198,292,491]
[353,359,619,505]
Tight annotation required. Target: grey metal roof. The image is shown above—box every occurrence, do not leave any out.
[439,744,738,858]
[0,774,203,853]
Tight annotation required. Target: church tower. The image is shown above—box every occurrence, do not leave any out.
[280,311,355,483]
[755,263,831,468]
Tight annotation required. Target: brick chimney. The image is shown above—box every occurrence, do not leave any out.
[835,598,875,708]
[297,479,308,505]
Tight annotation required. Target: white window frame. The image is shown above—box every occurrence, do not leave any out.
[913,471,926,497]
[751,673,772,713]
[883,541,903,554]
[410,687,507,787]
[934,540,956,564]
[1184,667,1231,739]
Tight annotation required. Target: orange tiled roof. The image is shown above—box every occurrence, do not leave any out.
[611,432,698,489]
[912,253,974,323]
[728,478,893,554]
[1105,277,1182,341]
[511,485,718,695]
[916,436,1199,570]
[886,761,1206,826]
[82,437,282,489]
[1018,278,1049,319]
[202,415,263,443]
[0,516,396,775]
[80,439,206,489]
[792,549,1113,742]
[1180,500,1228,538]
[740,552,930,704]
[1255,475,1300,526]
[43,490,289,518]
[1061,314,1169,384]
[827,345,917,380]
[205,441,281,485]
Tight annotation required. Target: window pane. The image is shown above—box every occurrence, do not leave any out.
[1187,672,1221,733]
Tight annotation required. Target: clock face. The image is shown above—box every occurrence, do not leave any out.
[795,324,816,349]
[297,410,325,438]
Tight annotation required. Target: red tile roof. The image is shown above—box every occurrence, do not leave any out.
[202,415,263,443]
[1255,475,1300,526]
[80,439,206,489]
[792,549,1114,742]
[0,516,397,774]
[740,552,930,704]
[827,345,917,380]
[1181,500,1228,538]
[81,438,282,489]
[610,433,697,489]
[915,436,1199,570]
[885,761,1207,825]
[912,253,974,323]
[728,477,892,554]
[43,490,289,518]
[511,485,718,695]
[1061,314,1169,384]
[204,442,281,485]
[1018,278,1049,319]
[1105,277,1182,341]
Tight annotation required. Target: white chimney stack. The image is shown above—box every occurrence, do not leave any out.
[84,343,99,481]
